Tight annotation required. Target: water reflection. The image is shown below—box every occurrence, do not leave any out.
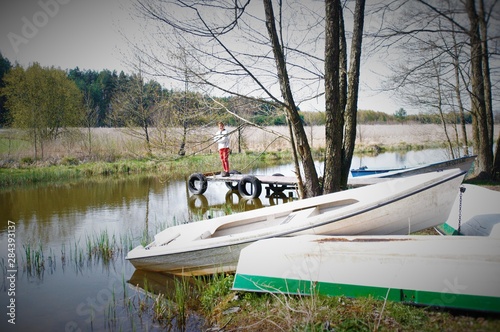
[187,190,295,216]
[127,270,206,331]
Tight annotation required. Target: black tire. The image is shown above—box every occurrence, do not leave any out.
[224,170,241,190]
[238,175,262,199]
[268,173,287,193]
[188,173,208,195]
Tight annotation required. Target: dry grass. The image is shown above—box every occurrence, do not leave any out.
[0,124,495,166]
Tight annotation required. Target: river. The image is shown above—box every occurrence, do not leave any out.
[0,148,457,331]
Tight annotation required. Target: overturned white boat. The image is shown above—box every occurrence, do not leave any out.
[126,169,466,276]
[437,184,500,237]
[233,234,500,313]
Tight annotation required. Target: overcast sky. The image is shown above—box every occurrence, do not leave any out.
[0,0,400,113]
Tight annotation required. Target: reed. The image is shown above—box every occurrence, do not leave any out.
[69,239,85,269]
[22,242,45,277]
[104,288,118,330]
[152,293,173,324]
[119,232,135,252]
[200,273,235,314]
[60,243,66,266]
[173,277,190,328]
[86,230,119,263]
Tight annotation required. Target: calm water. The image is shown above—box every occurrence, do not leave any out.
[0,148,453,331]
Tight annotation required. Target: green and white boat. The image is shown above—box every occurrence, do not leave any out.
[233,234,500,313]
[437,184,500,237]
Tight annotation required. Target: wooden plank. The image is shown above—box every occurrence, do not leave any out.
[204,173,298,186]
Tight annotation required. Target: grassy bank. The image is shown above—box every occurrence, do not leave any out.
[200,274,500,331]
[0,151,295,188]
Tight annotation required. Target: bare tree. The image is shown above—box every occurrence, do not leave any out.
[83,91,100,157]
[130,0,366,196]
[262,0,319,196]
[111,71,163,155]
[370,0,499,179]
[153,90,216,155]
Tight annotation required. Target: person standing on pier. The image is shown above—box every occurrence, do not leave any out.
[214,121,230,177]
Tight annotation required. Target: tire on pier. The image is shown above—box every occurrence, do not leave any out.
[238,175,262,199]
[188,173,208,195]
[224,170,241,190]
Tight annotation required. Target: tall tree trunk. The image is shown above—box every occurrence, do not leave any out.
[341,0,365,188]
[287,117,305,198]
[263,0,320,197]
[452,28,469,157]
[478,0,493,148]
[465,0,492,178]
[323,0,343,193]
[478,0,496,178]
[434,59,455,159]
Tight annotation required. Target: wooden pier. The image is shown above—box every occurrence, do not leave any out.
[187,171,298,199]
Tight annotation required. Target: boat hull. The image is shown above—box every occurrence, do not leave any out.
[127,169,466,276]
[437,184,500,237]
[233,235,500,313]
[348,155,475,186]
[128,242,248,276]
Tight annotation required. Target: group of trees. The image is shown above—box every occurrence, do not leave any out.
[0,55,301,128]
[1,0,499,194]
[1,62,83,158]
[377,0,499,179]
[0,54,294,157]
[130,0,499,195]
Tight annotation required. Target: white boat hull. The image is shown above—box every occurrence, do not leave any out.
[127,169,466,275]
[438,184,500,237]
[233,234,500,313]
[348,155,475,187]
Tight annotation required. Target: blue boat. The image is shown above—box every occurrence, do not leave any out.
[350,165,406,177]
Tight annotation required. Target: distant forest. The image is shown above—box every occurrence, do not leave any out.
[0,53,485,129]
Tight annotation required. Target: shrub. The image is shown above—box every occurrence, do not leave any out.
[61,156,79,166]
[20,156,34,165]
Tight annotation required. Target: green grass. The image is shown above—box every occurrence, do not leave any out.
[0,135,30,155]
[201,285,500,331]
[0,151,295,189]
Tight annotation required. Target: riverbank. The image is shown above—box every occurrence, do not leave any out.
[1,123,490,188]
[0,151,296,188]
[198,274,500,332]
